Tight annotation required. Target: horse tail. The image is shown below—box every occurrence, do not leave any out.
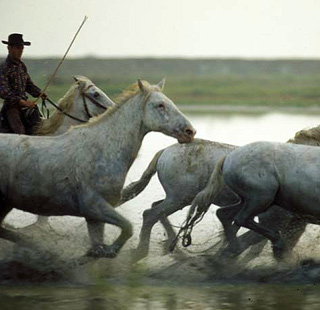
[119,149,164,204]
[188,155,226,220]
[171,155,227,250]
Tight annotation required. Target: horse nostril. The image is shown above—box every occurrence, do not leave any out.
[185,128,195,136]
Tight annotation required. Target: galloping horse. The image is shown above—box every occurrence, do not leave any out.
[189,140,320,260]
[0,79,195,258]
[120,124,320,260]
[20,75,115,226]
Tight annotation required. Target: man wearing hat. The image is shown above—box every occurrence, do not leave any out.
[0,33,47,134]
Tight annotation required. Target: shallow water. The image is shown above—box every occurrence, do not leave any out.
[1,282,320,310]
[2,107,320,309]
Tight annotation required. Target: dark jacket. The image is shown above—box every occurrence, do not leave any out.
[0,56,41,109]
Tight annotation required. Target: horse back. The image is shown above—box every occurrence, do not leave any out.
[224,141,320,215]
[157,139,237,199]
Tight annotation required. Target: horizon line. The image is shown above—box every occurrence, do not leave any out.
[1,55,320,61]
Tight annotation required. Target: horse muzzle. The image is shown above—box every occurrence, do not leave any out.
[177,127,196,144]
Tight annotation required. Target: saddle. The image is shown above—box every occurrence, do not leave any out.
[0,105,42,135]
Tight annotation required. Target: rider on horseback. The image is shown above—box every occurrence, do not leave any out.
[0,33,47,135]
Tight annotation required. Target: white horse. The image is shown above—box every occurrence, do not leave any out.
[189,140,320,260]
[36,75,115,136]
[0,79,195,258]
[121,124,320,260]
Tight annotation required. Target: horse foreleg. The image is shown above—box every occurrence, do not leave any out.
[86,219,105,245]
[83,197,133,259]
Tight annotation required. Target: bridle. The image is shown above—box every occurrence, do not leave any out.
[43,84,108,123]
[81,84,108,119]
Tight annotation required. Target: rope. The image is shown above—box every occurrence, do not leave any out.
[41,98,50,119]
[184,231,224,254]
[169,206,209,252]
[45,97,87,123]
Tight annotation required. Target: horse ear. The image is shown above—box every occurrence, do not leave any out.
[73,75,86,90]
[138,79,144,92]
[157,78,166,90]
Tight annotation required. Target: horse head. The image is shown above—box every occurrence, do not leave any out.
[139,79,196,143]
[73,75,116,117]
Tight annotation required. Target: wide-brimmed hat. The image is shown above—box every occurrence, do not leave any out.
[2,33,31,46]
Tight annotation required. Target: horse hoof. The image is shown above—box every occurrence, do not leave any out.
[86,245,117,259]
[272,240,287,261]
[162,239,175,254]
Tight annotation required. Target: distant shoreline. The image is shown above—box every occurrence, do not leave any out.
[179,104,320,115]
[1,101,319,115]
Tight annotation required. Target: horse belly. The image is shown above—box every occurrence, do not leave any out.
[9,190,81,217]
[275,179,320,217]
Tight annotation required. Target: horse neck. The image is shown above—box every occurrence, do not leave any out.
[52,92,87,135]
[80,95,148,169]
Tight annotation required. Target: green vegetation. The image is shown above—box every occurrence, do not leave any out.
[7,57,320,107]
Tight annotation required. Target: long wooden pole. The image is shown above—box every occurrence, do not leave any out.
[33,15,88,104]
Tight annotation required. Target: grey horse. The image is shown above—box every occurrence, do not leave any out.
[121,124,320,260]
[189,140,320,260]
[0,79,196,258]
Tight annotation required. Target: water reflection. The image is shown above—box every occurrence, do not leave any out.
[1,283,320,310]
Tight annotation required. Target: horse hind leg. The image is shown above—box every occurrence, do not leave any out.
[133,198,185,261]
[155,200,184,255]
[216,205,241,247]
[145,200,176,251]
[234,196,285,260]
[159,216,178,254]
[222,204,286,260]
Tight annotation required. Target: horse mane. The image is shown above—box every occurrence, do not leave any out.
[79,80,162,128]
[287,125,320,146]
[115,81,160,104]
[35,83,78,135]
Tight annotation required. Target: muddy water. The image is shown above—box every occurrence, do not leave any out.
[2,107,320,309]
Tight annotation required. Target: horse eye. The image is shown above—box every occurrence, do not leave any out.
[157,103,165,109]
[93,92,100,98]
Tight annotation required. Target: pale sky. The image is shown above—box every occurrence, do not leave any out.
[1,0,320,59]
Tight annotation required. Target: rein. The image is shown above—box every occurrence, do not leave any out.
[45,98,86,123]
[44,85,107,123]
[169,207,209,252]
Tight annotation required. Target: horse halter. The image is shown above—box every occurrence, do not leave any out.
[81,84,108,119]
[45,84,108,123]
